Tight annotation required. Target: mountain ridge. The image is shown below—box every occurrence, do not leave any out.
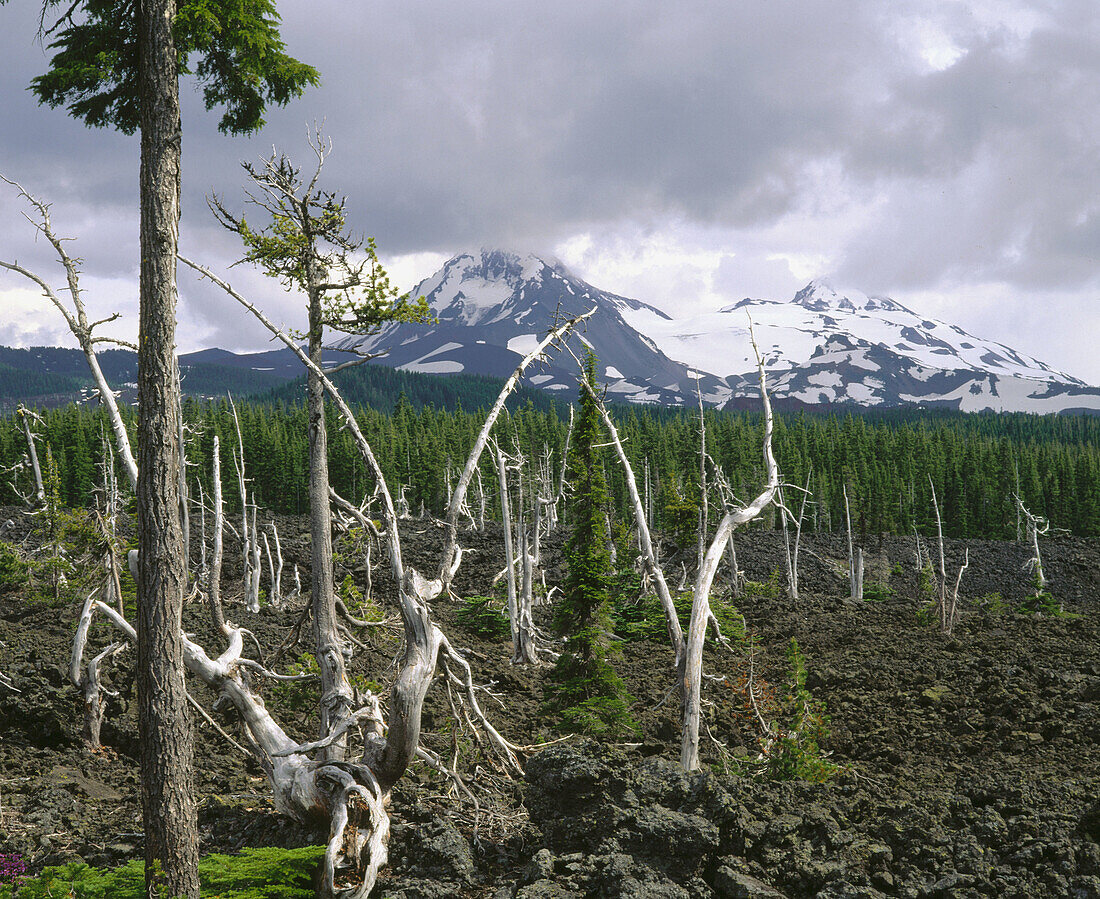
[339,249,1100,414]
[2,249,1097,414]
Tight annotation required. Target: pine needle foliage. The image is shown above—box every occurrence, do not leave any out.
[24,0,319,136]
[455,594,511,640]
[207,151,432,348]
[767,639,839,783]
[543,352,637,737]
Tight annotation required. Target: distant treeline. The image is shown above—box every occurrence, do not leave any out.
[1,381,1097,540]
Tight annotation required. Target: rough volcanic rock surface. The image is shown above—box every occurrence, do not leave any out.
[0,508,1098,898]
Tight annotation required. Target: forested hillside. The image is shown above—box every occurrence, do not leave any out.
[1,392,1097,539]
[0,344,567,414]
[259,360,565,415]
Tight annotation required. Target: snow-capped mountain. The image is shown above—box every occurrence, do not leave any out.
[617,278,1099,413]
[343,251,1100,414]
[340,250,727,406]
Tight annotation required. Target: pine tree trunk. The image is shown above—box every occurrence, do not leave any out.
[135,1,200,895]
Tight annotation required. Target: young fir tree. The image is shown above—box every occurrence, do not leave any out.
[543,352,636,736]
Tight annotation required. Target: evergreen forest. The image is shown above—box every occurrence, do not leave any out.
[2,368,1098,541]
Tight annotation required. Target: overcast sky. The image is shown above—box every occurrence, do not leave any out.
[1,0,1099,383]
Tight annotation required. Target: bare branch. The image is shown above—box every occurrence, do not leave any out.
[437,308,596,588]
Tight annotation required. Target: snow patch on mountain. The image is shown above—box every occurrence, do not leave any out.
[688,281,1082,388]
[507,334,541,356]
[399,359,464,374]
[335,249,1100,415]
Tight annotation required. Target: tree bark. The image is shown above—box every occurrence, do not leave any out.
[136,0,200,894]
[307,284,353,758]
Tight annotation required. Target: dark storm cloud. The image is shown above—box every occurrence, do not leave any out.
[2,0,1099,361]
[834,3,1100,293]
[244,0,892,244]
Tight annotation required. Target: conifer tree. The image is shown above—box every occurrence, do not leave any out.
[6,3,318,893]
[543,352,636,736]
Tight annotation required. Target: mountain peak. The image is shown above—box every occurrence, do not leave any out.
[339,250,1097,413]
[443,248,570,285]
[792,279,911,314]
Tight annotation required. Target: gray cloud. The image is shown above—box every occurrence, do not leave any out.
[2,0,1099,380]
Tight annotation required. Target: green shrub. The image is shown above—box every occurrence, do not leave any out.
[915,560,938,624]
[862,581,894,602]
[454,594,510,640]
[0,542,28,593]
[611,593,670,642]
[918,561,936,604]
[611,590,745,644]
[765,639,840,784]
[267,652,321,711]
[742,568,781,601]
[1024,593,1061,615]
[1020,574,1060,616]
[976,591,1006,614]
[339,573,383,623]
[0,845,325,898]
[545,650,639,738]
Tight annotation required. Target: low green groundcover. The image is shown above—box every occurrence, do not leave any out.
[0,845,325,898]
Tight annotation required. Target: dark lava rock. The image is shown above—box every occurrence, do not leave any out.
[3,512,1099,899]
[713,866,790,898]
[519,735,1100,899]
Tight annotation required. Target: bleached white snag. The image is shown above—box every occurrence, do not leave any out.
[227,396,262,614]
[0,175,138,490]
[679,342,778,771]
[70,589,126,748]
[1015,494,1055,612]
[494,445,522,661]
[929,478,969,634]
[17,407,45,504]
[843,484,863,600]
[566,326,777,770]
[206,436,227,634]
[177,253,558,897]
[778,469,811,601]
[264,521,284,608]
[493,444,543,665]
[435,308,596,591]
